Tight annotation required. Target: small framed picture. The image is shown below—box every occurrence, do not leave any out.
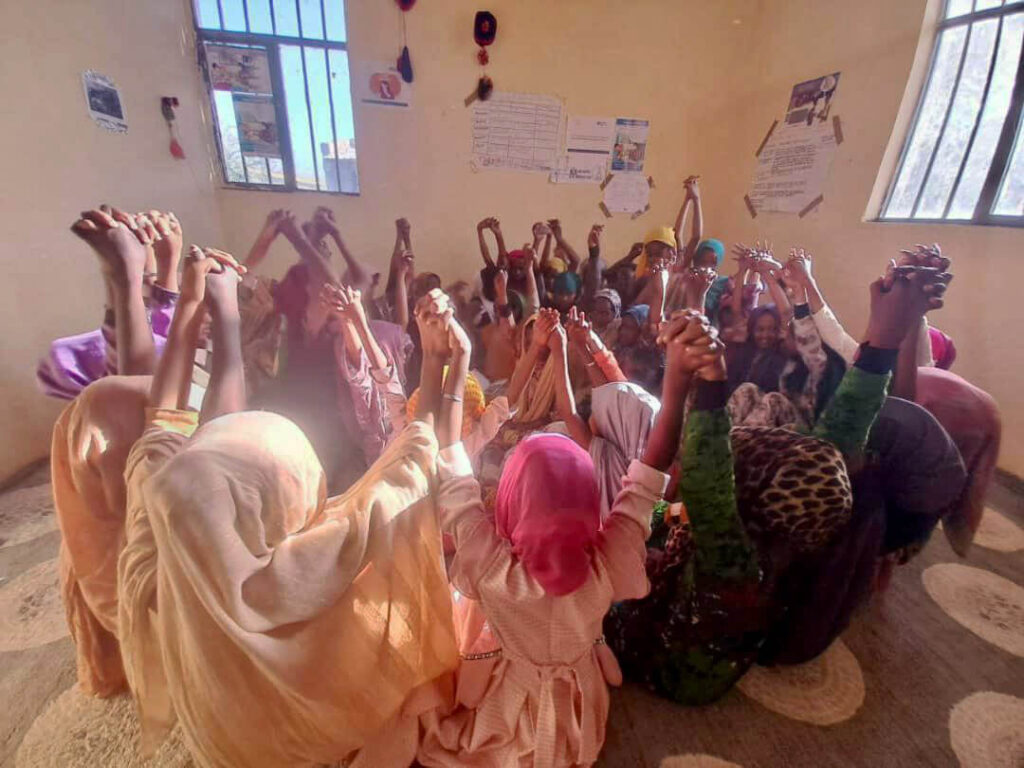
[82,70,127,133]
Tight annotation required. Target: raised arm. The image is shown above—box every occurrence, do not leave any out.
[243,209,286,271]
[493,269,517,333]
[476,217,498,269]
[548,218,582,273]
[71,206,157,375]
[276,211,340,287]
[547,315,591,449]
[676,175,703,267]
[582,225,605,308]
[199,249,247,423]
[316,208,370,291]
[566,306,625,389]
[506,312,555,406]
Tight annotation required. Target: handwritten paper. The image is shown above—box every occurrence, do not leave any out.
[473,92,563,173]
[748,121,837,214]
[603,172,650,214]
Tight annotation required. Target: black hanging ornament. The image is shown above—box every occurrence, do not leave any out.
[473,11,496,101]
[395,0,414,83]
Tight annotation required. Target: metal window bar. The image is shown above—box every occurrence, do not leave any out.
[910,22,975,217]
[242,0,250,33]
[881,0,1024,224]
[193,0,358,194]
[943,15,1004,216]
[323,47,341,192]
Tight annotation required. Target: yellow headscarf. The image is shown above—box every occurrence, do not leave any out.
[636,225,677,278]
[406,369,486,438]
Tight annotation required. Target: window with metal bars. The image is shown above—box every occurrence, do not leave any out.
[880,0,1024,225]
[192,0,358,194]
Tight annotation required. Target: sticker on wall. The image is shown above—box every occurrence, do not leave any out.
[610,118,649,173]
[355,61,413,108]
[81,71,127,133]
[784,72,840,129]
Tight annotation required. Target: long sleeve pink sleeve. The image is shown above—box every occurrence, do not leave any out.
[436,443,505,600]
[595,459,668,602]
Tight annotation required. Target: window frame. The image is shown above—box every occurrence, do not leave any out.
[192,1,359,196]
[879,0,1024,227]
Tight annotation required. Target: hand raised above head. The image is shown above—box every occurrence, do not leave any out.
[71,206,149,278]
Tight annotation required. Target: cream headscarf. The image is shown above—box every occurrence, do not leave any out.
[143,412,457,767]
[512,314,559,424]
[588,382,661,517]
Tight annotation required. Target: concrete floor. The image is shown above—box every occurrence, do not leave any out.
[1,463,1021,767]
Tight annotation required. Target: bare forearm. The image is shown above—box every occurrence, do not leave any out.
[355,318,389,371]
[286,231,339,286]
[244,229,277,270]
[201,312,245,422]
[643,369,692,471]
[507,346,541,404]
[477,229,495,267]
[892,322,920,401]
[674,196,691,255]
[394,276,409,330]
[332,233,369,290]
[416,353,445,428]
[149,300,202,410]
[438,352,468,448]
[804,278,826,314]
[112,268,157,375]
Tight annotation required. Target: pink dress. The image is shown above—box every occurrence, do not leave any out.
[417,446,668,768]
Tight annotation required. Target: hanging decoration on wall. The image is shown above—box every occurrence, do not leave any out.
[395,0,414,83]
[81,71,127,133]
[161,97,186,159]
[465,11,497,105]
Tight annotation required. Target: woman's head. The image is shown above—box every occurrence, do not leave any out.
[590,289,621,331]
[749,306,782,350]
[693,238,725,271]
[410,272,442,304]
[495,433,600,595]
[551,272,582,313]
[618,304,650,347]
[620,344,663,394]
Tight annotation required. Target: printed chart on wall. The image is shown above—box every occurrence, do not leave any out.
[473,92,564,172]
[354,61,413,108]
[551,116,616,184]
[747,72,841,215]
[233,95,281,157]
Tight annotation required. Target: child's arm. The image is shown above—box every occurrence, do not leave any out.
[242,209,285,271]
[276,211,340,287]
[71,207,157,376]
[548,319,591,450]
[316,208,370,291]
[199,250,247,424]
[476,218,497,269]
[675,176,703,268]
[599,311,722,599]
[548,219,582,273]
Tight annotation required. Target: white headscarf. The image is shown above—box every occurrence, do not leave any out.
[588,382,661,516]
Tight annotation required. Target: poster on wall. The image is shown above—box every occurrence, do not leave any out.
[748,120,836,214]
[81,71,127,133]
[603,171,651,214]
[472,91,563,173]
[233,94,281,157]
[784,72,840,128]
[354,61,413,108]
[205,43,273,94]
[551,115,615,184]
[611,117,649,172]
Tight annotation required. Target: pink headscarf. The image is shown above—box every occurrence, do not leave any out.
[494,433,601,596]
[929,327,957,370]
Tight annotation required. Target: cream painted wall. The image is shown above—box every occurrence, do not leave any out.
[3,0,1022,479]
[0,0,224,479]
[215,0,761,283]
[698,0,1024,474]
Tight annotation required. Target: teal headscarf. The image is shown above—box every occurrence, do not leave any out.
[553,271,582,296]
[695,238,725,268]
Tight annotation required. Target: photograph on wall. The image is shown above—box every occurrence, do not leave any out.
[81,70,127,133]
[205,43,273,94]
[232,94,281,157]
[611,117,649,172]
[354,61,413,108]
[784,72,840,128]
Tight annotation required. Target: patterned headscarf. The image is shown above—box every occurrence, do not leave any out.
[593,288,622,318]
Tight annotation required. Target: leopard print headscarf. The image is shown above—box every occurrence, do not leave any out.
[730,426,853,553]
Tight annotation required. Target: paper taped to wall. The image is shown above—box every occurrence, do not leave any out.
[472,92,563,173]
